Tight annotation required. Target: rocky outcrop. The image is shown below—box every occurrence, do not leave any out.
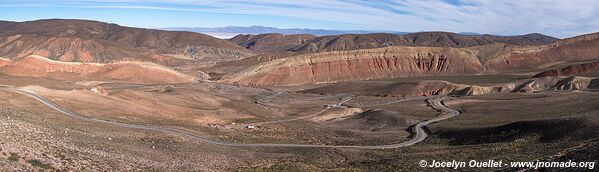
[552,77,594,90]
[0,55,195,84]
[220,46,485,86]
[0,57,11,67]
[312,107,364,122]
[90,86,109,95]
[452,76,598,96]
[448,84,510,96]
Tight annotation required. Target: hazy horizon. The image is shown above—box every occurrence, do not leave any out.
[1,1,599,171]
[2,0,599,38]
[1,18,581,39]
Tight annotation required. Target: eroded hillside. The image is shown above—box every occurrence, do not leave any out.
[301,76,599,97]
[220,46,484,86]
[0,19,254,64]
[0,55,195,83]
[221,32,599,86]
[288,32,557,53]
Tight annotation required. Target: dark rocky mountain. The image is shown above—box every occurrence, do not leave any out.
[228,33,317,53]
[163,25,401,36]
[228,32,558,54]
[289,32,558,53]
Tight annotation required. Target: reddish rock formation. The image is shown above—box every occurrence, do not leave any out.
[219,31,599,86]
[0,19,254,64]
[533,61,599,77]
[485,32,599,72]
[0,35,175,64]
[0,57,11,67]
[90,86,109,95]
[220,46,484,86]
[0,55,195,84]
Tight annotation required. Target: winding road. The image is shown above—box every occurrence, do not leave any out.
[0,86,460,149]
[249,94,354,126]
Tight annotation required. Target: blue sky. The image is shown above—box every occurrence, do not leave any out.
[1,0,598,38]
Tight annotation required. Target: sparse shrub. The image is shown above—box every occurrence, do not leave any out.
[7,153,19,162]
[233,118,260,124]
[27,159,53,169]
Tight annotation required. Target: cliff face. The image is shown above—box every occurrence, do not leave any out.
[0,55,195,84]
[221,46,484,86]
[0,19,254,64]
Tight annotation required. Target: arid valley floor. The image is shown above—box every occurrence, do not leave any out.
[0,19,598,171]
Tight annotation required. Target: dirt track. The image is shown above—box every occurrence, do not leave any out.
[0,86,460,149]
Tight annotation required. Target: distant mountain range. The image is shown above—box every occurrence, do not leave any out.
[161,25,409,38]
[228,32,558,54]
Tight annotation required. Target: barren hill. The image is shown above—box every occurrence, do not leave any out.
[288,32,558,53]
[0,55,195,84]
[533,61,599,77]
[219,32,599,86]
[301,76,599,97]
[220,46,484,86]
[228,33,316,53]
[0,19,254,64]
[227,32,557,54]
[483,32,599,72]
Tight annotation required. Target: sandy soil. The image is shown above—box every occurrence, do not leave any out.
[1,74,598,171]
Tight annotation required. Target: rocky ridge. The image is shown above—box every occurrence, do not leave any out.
[0,19,254,64]
[229,33,316,53]
[221,32,599,86]
[220,46,485,86]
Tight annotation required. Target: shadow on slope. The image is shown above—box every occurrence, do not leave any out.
[330,109,419,132]
[435,119,598,145]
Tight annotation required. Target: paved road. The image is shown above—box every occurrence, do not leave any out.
[402,96,461,146]
[0,86,460,149]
